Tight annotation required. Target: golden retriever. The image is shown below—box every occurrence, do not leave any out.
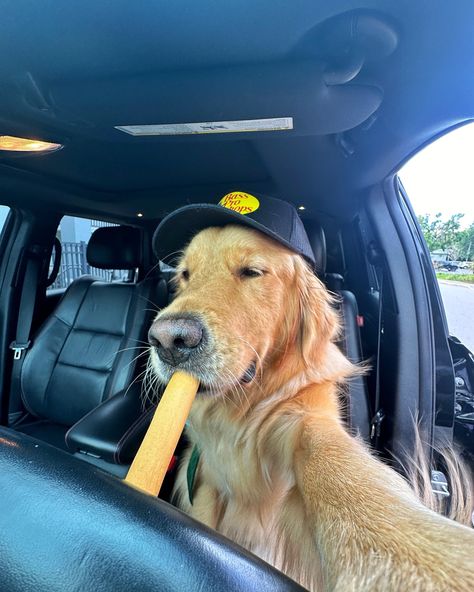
[149,224,474,591]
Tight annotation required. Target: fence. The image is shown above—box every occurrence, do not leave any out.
[50,242,114,290]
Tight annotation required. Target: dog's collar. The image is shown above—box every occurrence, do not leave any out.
[187,445,200,505]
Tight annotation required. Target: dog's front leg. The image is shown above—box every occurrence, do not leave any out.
[294,415,474,591]
[190,483,220,529]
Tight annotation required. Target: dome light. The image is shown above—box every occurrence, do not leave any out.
[0,135,62,153]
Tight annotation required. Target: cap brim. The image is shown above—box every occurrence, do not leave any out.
[153,203,298,263]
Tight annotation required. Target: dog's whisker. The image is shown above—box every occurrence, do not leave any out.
[123,365,151,399]
[113,345,149,355]
[141,360,163,408]
[137,294,164,312]
[211,371,240,409]
[141,260,162,281]
[106,346,150,369]
[161,249,184,264]
[126,337,154,346]
[224,366,252,412]
[119,349,151,371]
[140,364,153,408]
[140,307,166,315]
[225,376,242,408]
[235,336,263,375]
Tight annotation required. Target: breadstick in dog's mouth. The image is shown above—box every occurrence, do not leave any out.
[125,371,199,496]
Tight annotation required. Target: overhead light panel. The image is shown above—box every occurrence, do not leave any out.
[115,117,293,136]
[0,135,62,153]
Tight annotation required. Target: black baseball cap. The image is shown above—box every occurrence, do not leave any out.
[152,191,315,267]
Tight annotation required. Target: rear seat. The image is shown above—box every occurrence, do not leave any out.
[13,226,159,450]
[306,222,371,441]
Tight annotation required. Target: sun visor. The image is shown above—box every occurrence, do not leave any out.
[49,60,383,139]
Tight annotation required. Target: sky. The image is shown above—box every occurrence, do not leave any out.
[399,123,474,229]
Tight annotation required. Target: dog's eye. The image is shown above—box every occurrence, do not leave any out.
[239,267,264,278]
[181,269,190,281]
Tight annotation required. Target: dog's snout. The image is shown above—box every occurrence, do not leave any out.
[149,316,203,366]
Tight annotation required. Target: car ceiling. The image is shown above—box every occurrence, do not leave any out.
[1,0,473,223]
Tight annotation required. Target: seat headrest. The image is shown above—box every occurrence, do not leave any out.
[87,226,142,269]
[304,222,326,277]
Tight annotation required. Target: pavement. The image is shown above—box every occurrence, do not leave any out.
[438,280,474,352]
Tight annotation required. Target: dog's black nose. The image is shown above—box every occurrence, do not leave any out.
[148,316,203,366]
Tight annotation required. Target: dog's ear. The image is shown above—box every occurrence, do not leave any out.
[291,256,340,367]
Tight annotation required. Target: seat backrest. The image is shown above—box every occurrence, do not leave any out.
[20,226,158,427]
[306,222,371,441]
[326,273,371,441]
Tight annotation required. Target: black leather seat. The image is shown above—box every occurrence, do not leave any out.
[14,226,157,450]
[325,272,371,441]
[306,222,371,441]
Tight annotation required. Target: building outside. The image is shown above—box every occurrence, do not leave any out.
[52,216,120,289]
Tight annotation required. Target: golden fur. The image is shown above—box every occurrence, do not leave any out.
[150,225,474,591]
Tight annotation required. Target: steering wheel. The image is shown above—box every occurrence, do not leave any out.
[0,428,305,592]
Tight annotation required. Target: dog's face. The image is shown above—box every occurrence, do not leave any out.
[149,225,338,400]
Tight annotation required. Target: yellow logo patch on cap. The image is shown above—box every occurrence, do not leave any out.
[219,192,260,215]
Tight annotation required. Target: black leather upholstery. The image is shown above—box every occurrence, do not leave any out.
[87,225,142,269]
[305,225,371,441]
[15,419,72,451]
[305,221,326,277]
[20,276,154,426]
[66,383,155,464]
[63,276,173,474]
[326,273,371,441]
[14,226,158,450]
[0,428,305,592]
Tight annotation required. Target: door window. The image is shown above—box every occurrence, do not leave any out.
[398,123,474,352]
[49,216,130,291]
[0,205,10,234]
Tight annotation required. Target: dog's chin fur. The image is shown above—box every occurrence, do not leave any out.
[149,225,474,591]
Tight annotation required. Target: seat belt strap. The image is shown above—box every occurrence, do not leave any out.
[370,250,386,444]
[370,273,385,440]
[8,246,44,424]
[10,246,43,360]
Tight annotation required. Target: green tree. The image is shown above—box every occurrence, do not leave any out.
[417,212,464,256]
[455,222,474,261]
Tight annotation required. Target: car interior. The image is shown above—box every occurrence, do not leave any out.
[0,1,472,591]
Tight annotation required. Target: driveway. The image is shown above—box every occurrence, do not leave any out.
[438,280,474,352]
